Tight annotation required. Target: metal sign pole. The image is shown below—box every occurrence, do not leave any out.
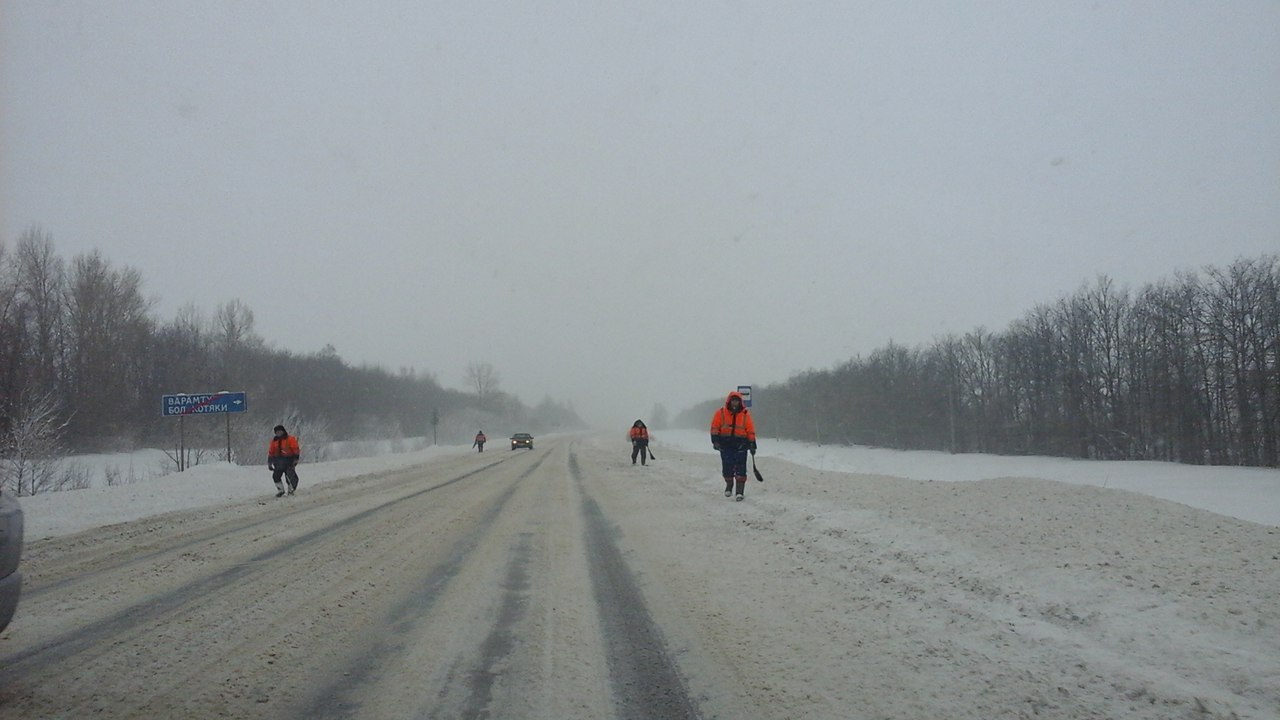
[162,391,248,469]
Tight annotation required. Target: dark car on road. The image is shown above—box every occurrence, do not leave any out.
[510,433,534,450]
[0,488,23,633]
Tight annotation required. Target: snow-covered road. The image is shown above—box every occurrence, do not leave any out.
[3,435,1277,719]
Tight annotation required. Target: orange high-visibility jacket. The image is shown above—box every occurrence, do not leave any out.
[268,435,301,460]
[710,391,755,445]
[629,426,649,442]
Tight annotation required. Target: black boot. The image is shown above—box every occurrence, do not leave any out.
[735,477,746,501]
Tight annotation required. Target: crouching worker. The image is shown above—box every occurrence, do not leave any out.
[710,391,756,501]
[268,424,301,497]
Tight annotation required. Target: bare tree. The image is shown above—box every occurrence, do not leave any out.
[0,238,20,441]
[63,250,153,448]
[164,302,215,383]
[465,362,501,407]
[213,298,263,389]
[279,406,333,463]
[1202,258,1278,465]
[15,227,66,394]
[0,392,71,495]
[0,231,64,444]
[214,299,260,353]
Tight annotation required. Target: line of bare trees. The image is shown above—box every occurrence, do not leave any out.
[1,228,582,492]
[721,256,1280,467]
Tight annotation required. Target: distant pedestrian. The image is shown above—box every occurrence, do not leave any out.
[710,391,756,501]
[473,430,487,453]
[629,420,650,465]
[268,424,301,497]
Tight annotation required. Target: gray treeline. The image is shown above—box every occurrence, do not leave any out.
[0,228,583,486]
[678,256,1279,468]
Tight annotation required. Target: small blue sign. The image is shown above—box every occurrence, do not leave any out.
[737,385,752,408]
[162,392,248,417]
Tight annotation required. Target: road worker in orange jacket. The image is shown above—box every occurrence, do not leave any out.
[267,424,301,497]
[710,391,756,501]
[629,419,650,465]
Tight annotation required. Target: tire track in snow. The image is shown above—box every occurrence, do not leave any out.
[22,457,510,601]
[570,451,701,720]
[0,458,508,677]
[294,453,549,719]
[452,532,534,719]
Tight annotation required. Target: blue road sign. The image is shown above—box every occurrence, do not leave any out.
[737,385,752,408]
[162,391,248,417]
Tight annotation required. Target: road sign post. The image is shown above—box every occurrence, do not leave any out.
[737,385,752,408]
[162,391,248,470]
[162,392,247,417]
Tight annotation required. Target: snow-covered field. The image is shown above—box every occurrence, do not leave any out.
[19,429,1279,541]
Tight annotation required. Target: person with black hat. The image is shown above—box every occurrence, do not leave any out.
[267,424,301,497]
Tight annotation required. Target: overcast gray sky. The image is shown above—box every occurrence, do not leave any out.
[3,1,1278,429]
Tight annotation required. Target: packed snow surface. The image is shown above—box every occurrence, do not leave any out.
[8,430,1278,719]
[21,429,1278,540]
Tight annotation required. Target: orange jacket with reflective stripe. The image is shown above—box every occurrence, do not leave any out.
[710,391,755,443]
[629,426,649,441]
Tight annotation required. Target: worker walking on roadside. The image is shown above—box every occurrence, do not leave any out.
[629,419,650,465]
[710,391,756,501]
[268,424,301,498]
[473,430,487,452]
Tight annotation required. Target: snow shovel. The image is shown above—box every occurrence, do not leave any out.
[646,446,656,461]
[752,454,764,482]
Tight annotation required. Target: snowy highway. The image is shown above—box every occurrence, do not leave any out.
[2,440,706,718]
[2,435,1278,719]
